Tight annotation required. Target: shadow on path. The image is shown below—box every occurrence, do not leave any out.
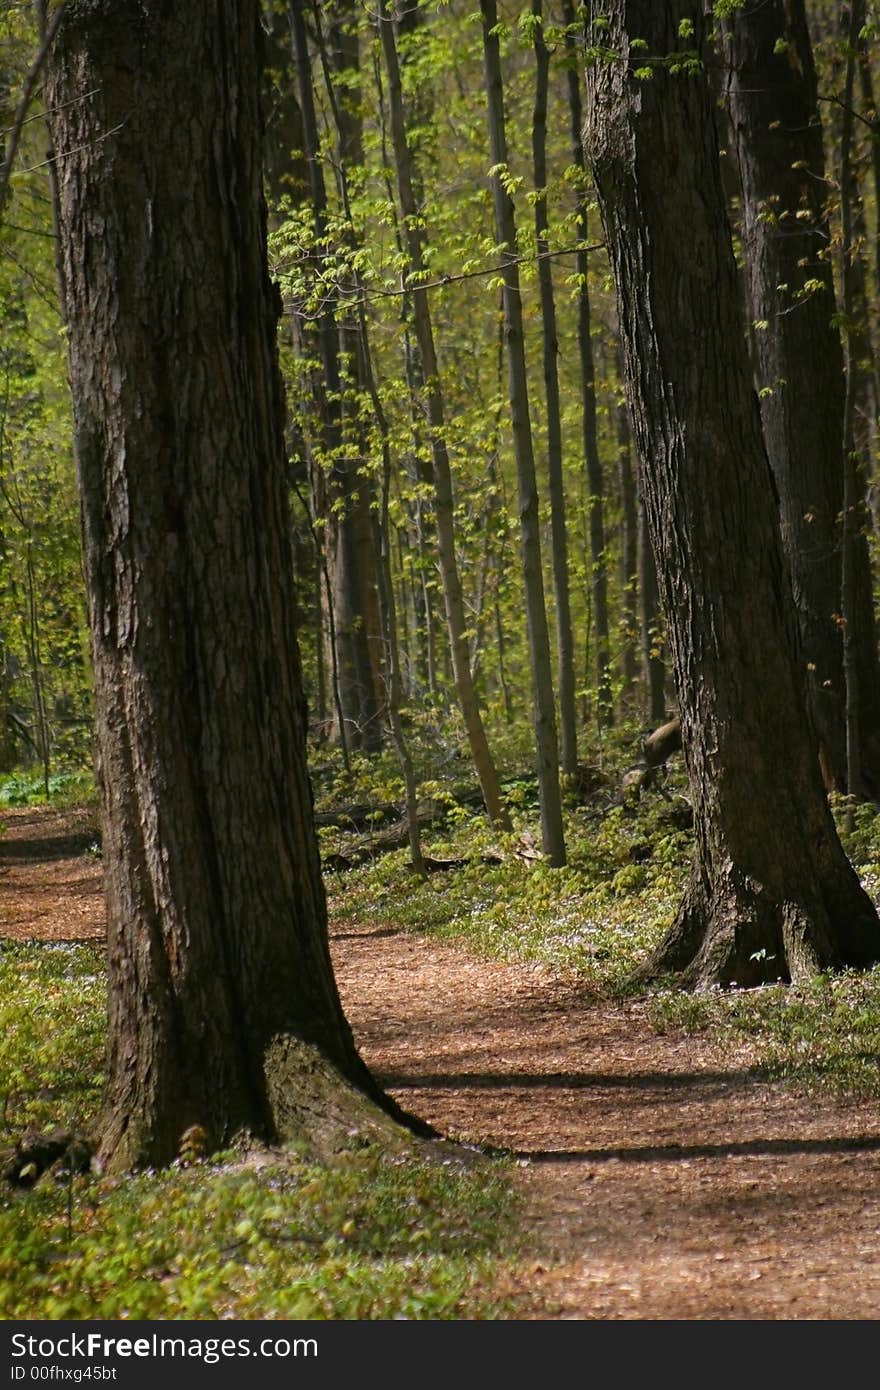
[379,1067,768,1091]
[512,1134,880,1164]
[0,833,98,865]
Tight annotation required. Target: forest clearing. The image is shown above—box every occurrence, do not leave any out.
[6,0,880,1330]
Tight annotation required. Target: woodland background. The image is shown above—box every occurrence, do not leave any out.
[5,0,880,1322]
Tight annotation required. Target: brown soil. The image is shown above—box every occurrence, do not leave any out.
[0,805,103,942]
[4,804,880,1319]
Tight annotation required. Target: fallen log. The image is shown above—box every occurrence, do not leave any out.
[314,802,401,832]
[621,716,682,799]
[644,716,681,768]
[3,1126,92,1187]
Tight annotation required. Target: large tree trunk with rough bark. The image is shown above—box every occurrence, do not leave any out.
[584,0,880,987]
[720,0,880,796]
[45,0,413,1172]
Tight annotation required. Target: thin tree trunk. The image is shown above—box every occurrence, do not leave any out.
[615,362,638,710]
[836,7,880,509]
[23,541,50,795]
[638,492,666,725]
[841,1,863,807]
[372,415,426,877]
[378,7,510,832]
[562,0,612,729]
[289,0,383,754]
[480,0,565,865]
[532,0,577,779]
[401,327,439,701]
[858,42,880,301]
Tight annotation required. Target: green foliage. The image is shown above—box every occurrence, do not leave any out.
[0,943,518,1320]
[0,768,96,808]
[327,771,691,991]
[650,968,880,1102]
[0,944,105,1142]
[2,1148,516,1319]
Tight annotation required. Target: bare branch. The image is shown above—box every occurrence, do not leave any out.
[0,1,67,219]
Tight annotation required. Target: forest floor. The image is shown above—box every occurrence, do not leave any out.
[5,803,880,1319]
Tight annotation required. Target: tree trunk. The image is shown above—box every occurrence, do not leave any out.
[561,0,612,729]
[840,0,865,807]
[858,38,880,303]
[378,8,510,831]
[837,3,880,490]
[637,491,666,726]
[721,0,880,794]
[46,0,415,1171]
[532,0,578,779]
[584,0,880,987]
[289,0,384,754]
[481,0,565,865]
[615,365,639,710]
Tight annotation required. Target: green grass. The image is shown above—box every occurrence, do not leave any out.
[0,943,518,1320]
[0,943,106,1139]
[0,768,96,809]
[649,967,880,1101]
[1,1146,516,1319]
[7,756,880,1318]
[325,784,692,992]
[326,773,880,1102]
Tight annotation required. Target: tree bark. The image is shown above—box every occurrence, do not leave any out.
[585,0,880,986]
[562,0,613,729]
[532,0,578,779]
[721,0,880,795]
[289,0,384,754]
[46,0,414,1170]
[481,0,565,865]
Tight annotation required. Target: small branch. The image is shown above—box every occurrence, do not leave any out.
[342,241,606,301]
[16,121,127,178]
[0,2,67,218]
[279,242,607,322]
[818,92,880,135]
[0,86,101,140]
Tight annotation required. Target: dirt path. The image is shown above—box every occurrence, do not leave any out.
[5,805,880,1319]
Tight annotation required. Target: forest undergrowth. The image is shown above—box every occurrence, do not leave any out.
[5,740,880,1319]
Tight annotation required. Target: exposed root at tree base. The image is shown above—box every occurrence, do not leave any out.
[632,864,880,990]
[264,1036,440,1163]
